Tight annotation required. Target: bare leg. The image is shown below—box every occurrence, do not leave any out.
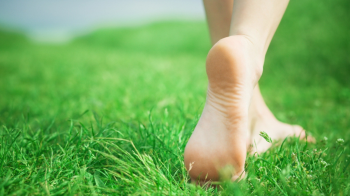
[201,1,312,153]
[202,0,233,45]
[184,0,313,183]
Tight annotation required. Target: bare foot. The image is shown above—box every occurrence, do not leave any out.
[248,86,315,153]
[184,35,263,183]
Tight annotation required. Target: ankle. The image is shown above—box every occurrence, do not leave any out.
[223,35,264,82]
[230,29,269,55]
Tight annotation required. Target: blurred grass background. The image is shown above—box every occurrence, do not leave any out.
[1,0,349,138]
[0,0,349,195]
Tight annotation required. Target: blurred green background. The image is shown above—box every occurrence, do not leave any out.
[1,0,349,138]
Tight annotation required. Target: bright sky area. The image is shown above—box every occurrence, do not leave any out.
[0,0,205,42]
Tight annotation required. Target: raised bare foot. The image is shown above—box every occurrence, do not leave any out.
[248,86,315,153]
[184,35,263,183]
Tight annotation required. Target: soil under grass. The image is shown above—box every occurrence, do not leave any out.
[1,0,350,195]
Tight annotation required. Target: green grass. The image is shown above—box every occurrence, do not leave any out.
[1,0,350,195]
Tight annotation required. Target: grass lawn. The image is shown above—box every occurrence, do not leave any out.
[1,0,350,195]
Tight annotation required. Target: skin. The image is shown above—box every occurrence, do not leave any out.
[184,0,314,183]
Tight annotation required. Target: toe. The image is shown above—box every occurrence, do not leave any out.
[292,125,316,143]
[292,125,305,138]
[232,170,246,182]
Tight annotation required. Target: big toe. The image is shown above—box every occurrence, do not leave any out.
[292,125,315,143]
[232,170,246,182]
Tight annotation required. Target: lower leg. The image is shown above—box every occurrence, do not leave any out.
[229,0,290,54]
[203,0,311,150]
[202,0,285,126]
[203,0,289,53]
[228,0,315,151]
[202,0,233,45]
[185,0,299,183]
